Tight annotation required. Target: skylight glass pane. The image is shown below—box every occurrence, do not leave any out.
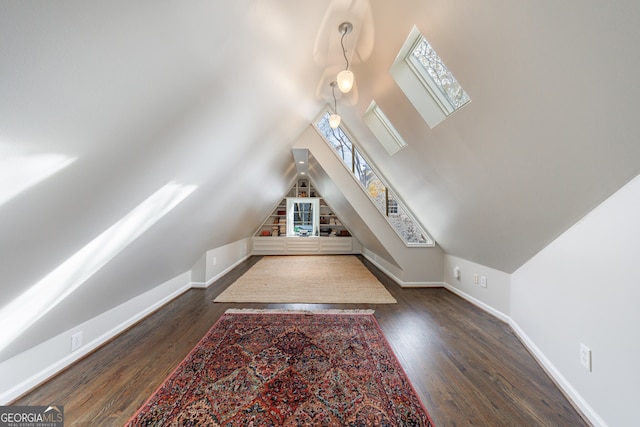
[409,35,470,112]
[391,26,470,128]
[314,111,434,247]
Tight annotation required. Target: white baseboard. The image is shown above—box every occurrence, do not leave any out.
[442,282,510,324]
[442,282,604,427]
[509,320,607,427]
[361,253,441,287]
[400,281,445,288]
[0,271,192,404]
[191,254,251,289]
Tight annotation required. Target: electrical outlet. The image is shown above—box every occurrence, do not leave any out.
[453,267,460,279]
[580,343,592,371]
[480,276,487,288]
[213,257,217,266]
[473,274,479,285]
[71,331,83,352]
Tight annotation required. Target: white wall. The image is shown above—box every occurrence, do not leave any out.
[443,254,511,320]
[191,238,252,288]
[0,238,253,405]
[511,173,640,427]
[0,271,192,404]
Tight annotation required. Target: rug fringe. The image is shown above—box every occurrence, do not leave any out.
[224,308,375,315]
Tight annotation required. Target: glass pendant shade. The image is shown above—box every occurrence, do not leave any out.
[329,114,341,129]
[337,69,354,93]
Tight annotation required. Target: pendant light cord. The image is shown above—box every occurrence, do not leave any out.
[341,27,350,70]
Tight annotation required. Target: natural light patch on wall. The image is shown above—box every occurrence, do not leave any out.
[0,144,76,207]
[363,101,408,156]
[0,181,197,353]
[315,111,434,247]
[391,26,470,128]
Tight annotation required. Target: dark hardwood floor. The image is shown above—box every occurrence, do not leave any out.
[13,256,589,426]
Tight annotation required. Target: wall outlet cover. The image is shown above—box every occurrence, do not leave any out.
[580,343,592,371]
[71,331,83,352]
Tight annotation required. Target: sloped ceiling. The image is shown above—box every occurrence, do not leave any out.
[339,0,640,272]
[1,0,640,359]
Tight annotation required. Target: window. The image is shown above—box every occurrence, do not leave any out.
[315,111,434,246]
[286,197,319,237]
[387,198,398,215]
[391,26,470,128]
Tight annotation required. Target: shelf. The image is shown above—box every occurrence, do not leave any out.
[254,178,351,238]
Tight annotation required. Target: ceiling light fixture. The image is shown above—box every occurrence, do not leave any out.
[336,22,354,93]
[329,81,341,129]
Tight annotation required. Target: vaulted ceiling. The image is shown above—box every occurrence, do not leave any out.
[1,0,640,360]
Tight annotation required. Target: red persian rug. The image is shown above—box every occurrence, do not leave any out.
[126,309,435,426]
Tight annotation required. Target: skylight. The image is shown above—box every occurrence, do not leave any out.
[363,101,408,156]
[391,26,470,128]
[315,111,434,247]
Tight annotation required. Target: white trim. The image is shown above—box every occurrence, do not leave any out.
[360,252,402,285]
[509,320,607,427]
[0,272,192,404]
[442,281,605,427]
[191,254,251,289]
[400,281,445,288]
[361,252,441,288]
[442,281,510,323]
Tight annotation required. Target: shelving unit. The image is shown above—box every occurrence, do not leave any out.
[254,179,350,238]
[252,178,355,254]
[318,202,349,237]
[255,200,287,237]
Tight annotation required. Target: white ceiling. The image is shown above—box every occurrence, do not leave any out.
[1,0,640,359]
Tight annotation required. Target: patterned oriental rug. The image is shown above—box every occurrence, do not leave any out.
[126,309,435,426]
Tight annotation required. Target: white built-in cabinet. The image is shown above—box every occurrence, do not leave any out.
[252,179,356,254]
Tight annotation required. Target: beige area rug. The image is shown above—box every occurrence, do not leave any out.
[214,255,397,304]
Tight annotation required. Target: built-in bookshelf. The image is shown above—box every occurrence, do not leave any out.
[254,178,350,238]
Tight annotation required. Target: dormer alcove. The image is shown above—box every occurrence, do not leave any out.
[252,178,360,254]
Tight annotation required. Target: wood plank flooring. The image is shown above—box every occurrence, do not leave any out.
[13,255,590,426]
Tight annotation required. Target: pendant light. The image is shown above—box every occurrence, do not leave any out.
[329,81,341,129]
[336,22,354,93]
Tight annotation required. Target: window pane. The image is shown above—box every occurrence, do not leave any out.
[354,148,386,213]
[314,110,434,246]
[387,192,428,244]
[316,112,353,167]
[410,35,470,111]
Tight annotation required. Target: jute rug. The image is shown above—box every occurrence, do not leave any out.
[126,309,435,426]
[214,255,397,304]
